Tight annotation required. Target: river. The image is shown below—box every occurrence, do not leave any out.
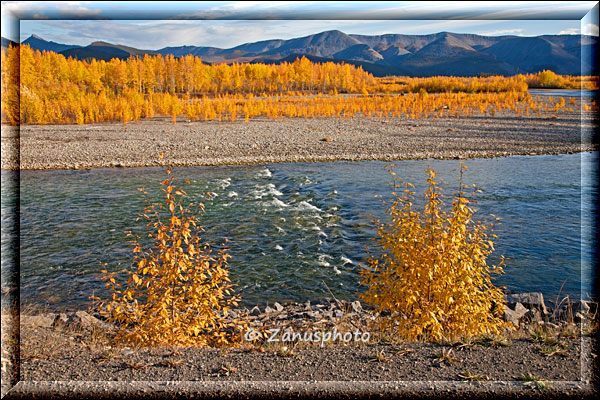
[1,152,597,310]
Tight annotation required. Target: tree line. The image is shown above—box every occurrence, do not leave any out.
[1,44,375,125]
[1,44,597,125]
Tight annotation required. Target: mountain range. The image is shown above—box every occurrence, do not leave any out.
[5,30,598,77]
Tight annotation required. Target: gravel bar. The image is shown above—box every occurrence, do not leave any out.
[2,97,597,170]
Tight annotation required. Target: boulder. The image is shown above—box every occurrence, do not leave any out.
[351,301,363,313]
[504,292,548,314]
[264,305,276,314]
[20,313,57,328]
[304,311,319,319]
[249,306,261,316]
[503,303,529,326]
[529,308,544,323]
[274,302,284,312]
[65,311,113,331]
[53,313,69,327]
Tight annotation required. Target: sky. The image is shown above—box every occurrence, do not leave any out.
[2,1,599,50]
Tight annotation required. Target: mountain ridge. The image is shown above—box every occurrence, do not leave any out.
[10,31,598,76]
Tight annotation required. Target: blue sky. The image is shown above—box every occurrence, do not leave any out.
[2,2,598,49]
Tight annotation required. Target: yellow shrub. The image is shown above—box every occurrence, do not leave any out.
[94,164,245,347]
[360,164,509,342]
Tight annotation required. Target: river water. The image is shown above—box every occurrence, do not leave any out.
[528,89,597,97]
[1,152,597,310]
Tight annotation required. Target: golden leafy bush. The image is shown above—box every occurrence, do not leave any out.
[360,164,510,342]
[94,165,245,347]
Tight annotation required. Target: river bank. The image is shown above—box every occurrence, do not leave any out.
[2,96,597,170]
[2,294,597,398]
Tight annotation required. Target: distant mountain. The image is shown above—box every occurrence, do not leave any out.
[60,41,158,61]
[1,37,18,49]
[88,41,157,58]
[392,33,518,77]
[156,30,597,76]
[260,30,361,58]
[254,53,394,77]
[378,45,411,65]
[60,46,131,62]
[22,34,80,53]
[18,30,598,77]
[156,45,222,58]
[333,44,383,63]
[482,36,580,75]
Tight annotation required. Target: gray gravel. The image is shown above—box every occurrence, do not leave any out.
[2,96,597,170]
[5,380,597,400]
[3,296,597,398]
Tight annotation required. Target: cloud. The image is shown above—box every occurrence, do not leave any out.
[2,1,41,18]
[1,1,101,19]
[385,20,498,34]
[562,24,600,36]
[581,23,599,36]
[5,1,598,22]
[480,28,523,36]
[25,19,410,49]
[13,3,598,49]
[559,28,580,34]
[471,2,595,20]
[176,1,320,19]
[56,5,102,19]
[26,20,274,49]
[219,1,315,11]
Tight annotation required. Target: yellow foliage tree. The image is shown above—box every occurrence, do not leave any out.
[2,44,594,126]
[95,164,245,347]
[360,164,509,342]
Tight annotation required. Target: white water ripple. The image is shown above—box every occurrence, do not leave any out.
[340,256,354,265]
[216,177,231,189]
[296,201,322,212]
[256,168,272,178]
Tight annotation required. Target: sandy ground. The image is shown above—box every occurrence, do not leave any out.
[2,96,597,170]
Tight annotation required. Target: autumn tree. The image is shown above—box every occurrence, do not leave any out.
[2,45,587,126]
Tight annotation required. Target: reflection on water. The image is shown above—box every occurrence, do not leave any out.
[2,152,597,310]
[528,89,598,97]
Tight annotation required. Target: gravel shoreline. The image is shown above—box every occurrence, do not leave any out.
[3,295,597,398]
[2,97,597,170]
